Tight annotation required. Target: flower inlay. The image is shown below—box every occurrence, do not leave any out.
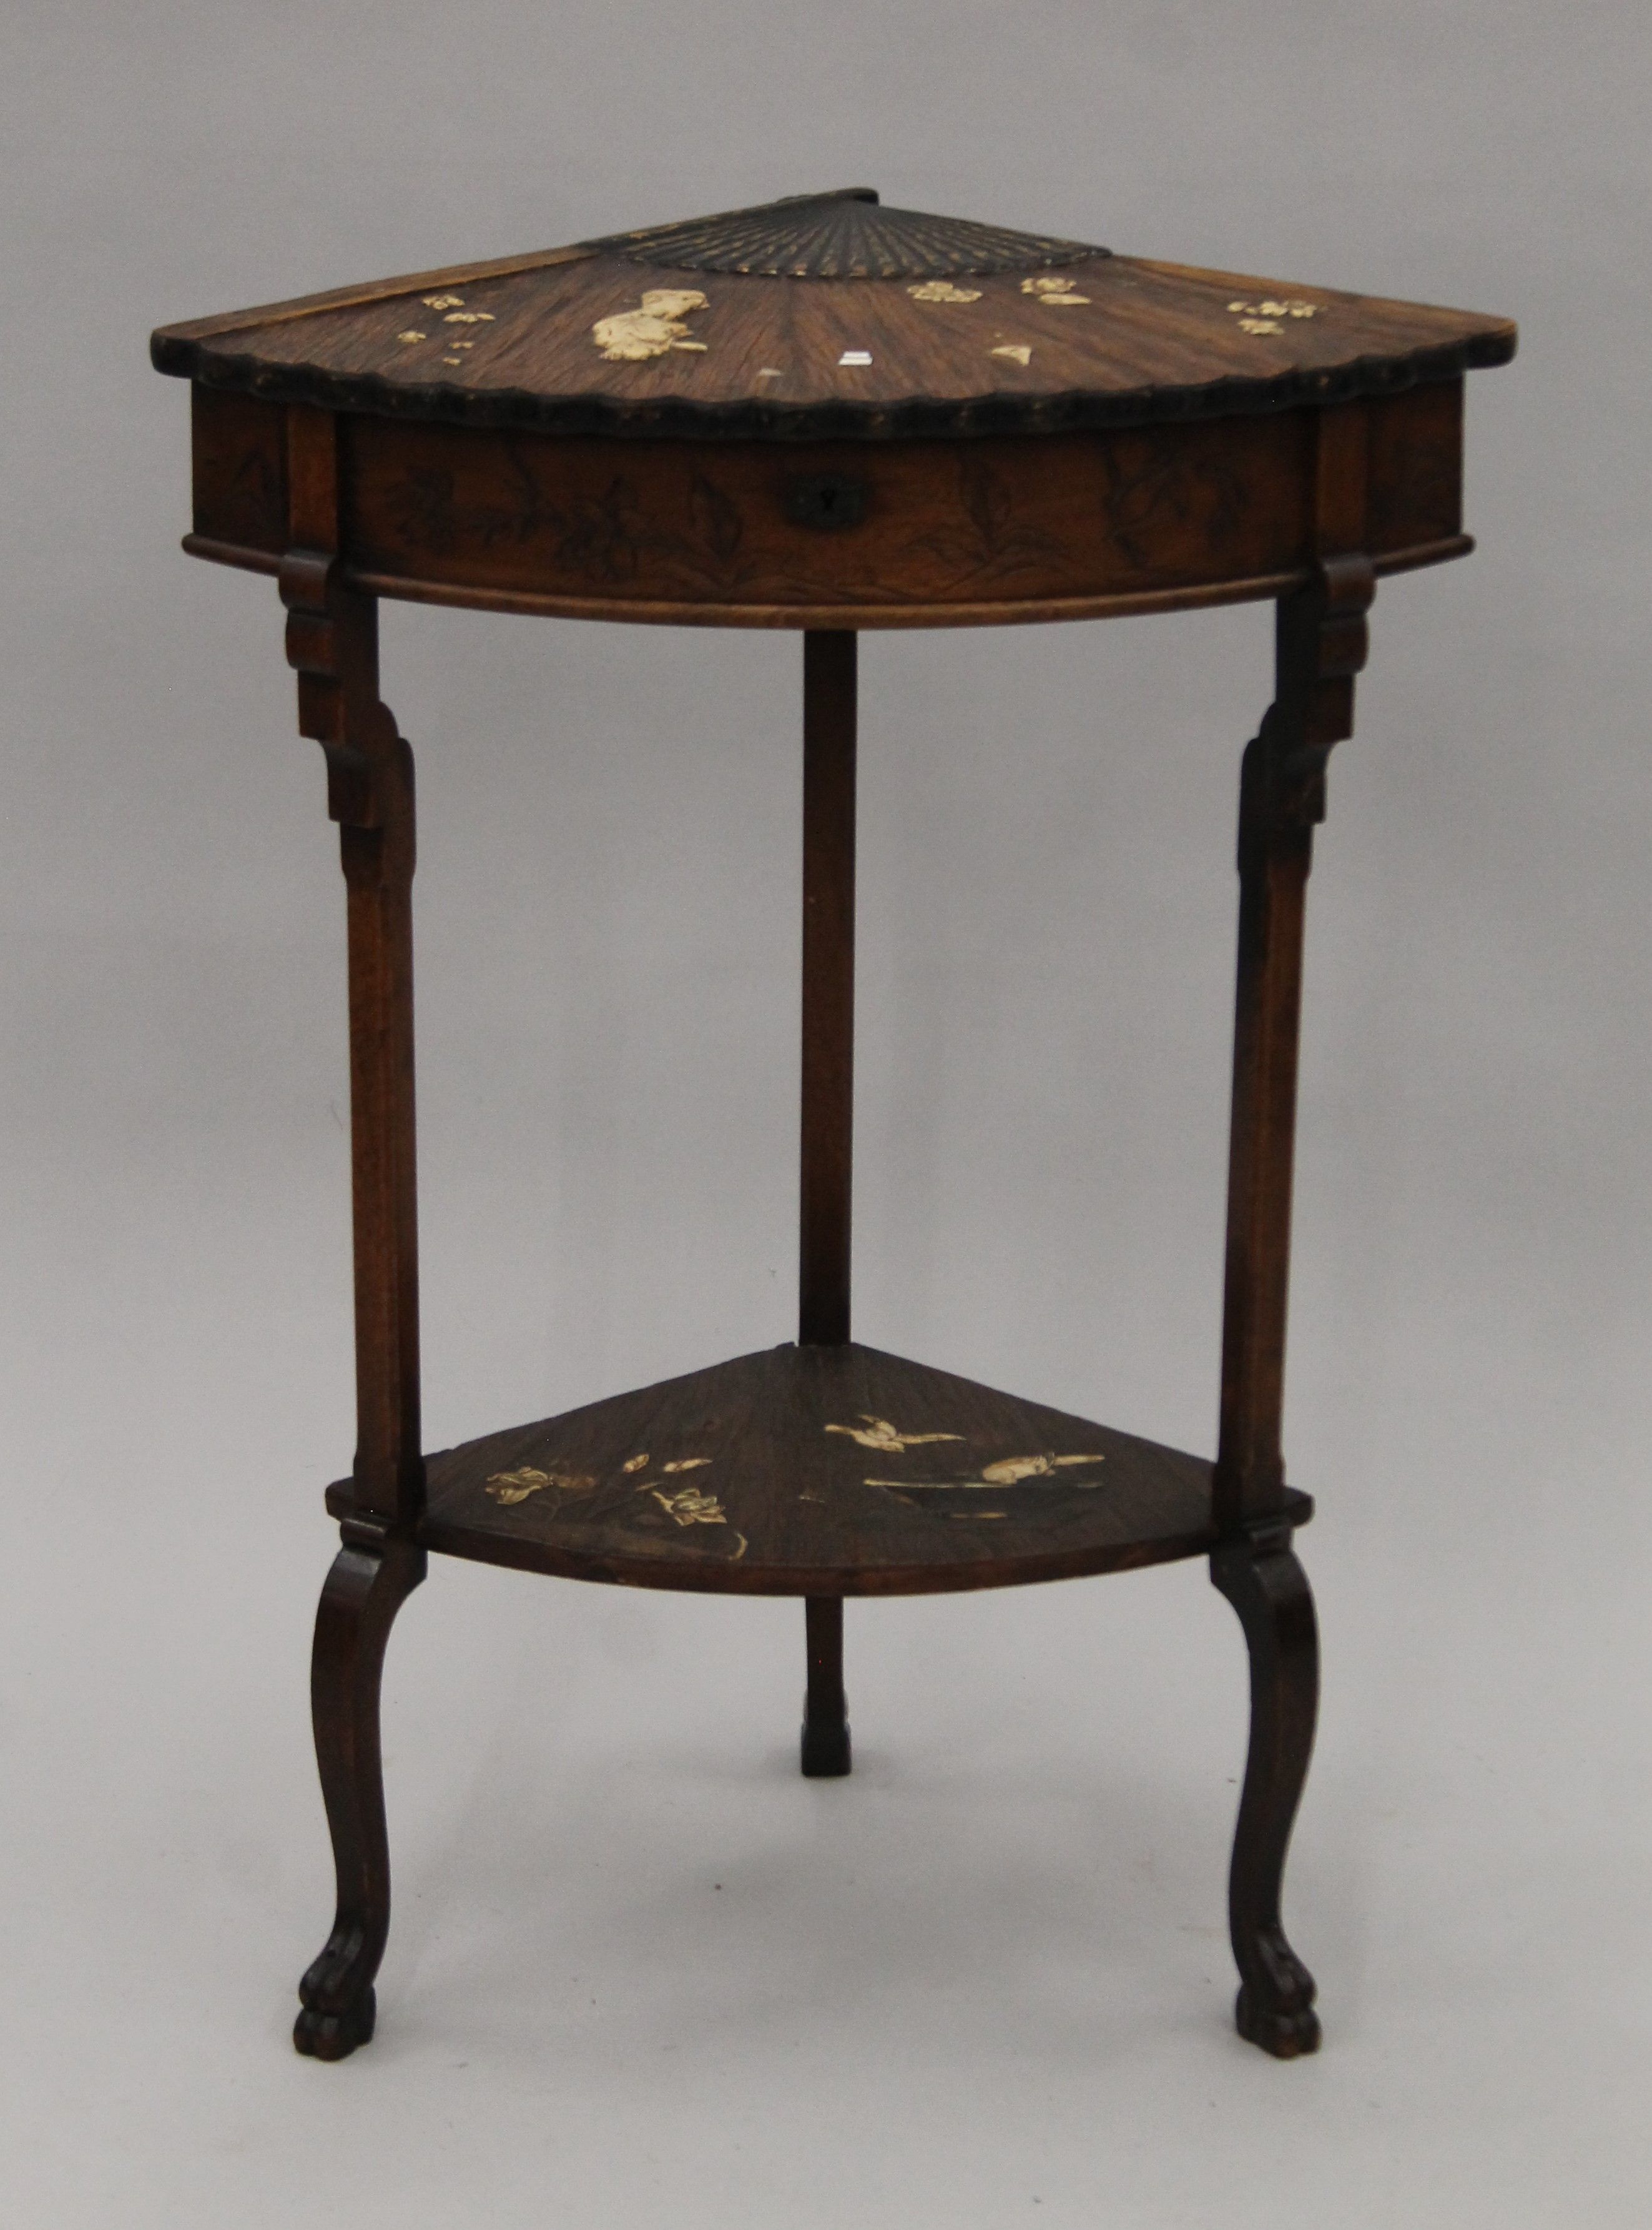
[484,1466,597,1506]
[1227,298,1318,336]
[652,1485,727,1526]
[1021,274,1089,306]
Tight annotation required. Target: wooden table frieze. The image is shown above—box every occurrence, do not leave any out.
[152,185,1514,2064]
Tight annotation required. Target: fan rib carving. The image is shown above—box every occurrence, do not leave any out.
[583,190,1107,280]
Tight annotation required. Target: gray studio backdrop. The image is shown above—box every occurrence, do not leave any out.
[4,4,1648,2226]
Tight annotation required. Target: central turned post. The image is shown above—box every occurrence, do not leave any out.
[799,629,857,1776]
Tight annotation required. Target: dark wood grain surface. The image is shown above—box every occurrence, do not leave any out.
[152,192,1514,445]
[358,1343,1313,1596]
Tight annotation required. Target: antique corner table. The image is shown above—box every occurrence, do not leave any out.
[150,187,1515,2062]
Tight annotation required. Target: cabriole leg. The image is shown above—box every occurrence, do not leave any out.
[294,1536,426,2059]
[1211,1523,1320,2057]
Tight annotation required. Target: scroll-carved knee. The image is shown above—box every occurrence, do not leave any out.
[1210,1524,1320,2058]
[293,1537,425,2061]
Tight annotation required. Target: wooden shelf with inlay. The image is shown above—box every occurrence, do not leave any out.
[330,1344,1312,1596]
[152,185,1512,2067]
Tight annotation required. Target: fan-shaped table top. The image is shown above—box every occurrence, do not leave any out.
[153,187,1515,629]
[153,184,1513,445]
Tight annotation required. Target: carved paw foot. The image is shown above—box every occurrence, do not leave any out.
[295,1928,380,2060]
[1234,1935,1320,2057]
[800,1714,852,1777]
[294,1984,376,2060]
[1235,1983,1321,2058]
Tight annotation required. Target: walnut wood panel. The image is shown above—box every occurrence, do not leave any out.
[361,1343,1314,1597]
[192,385,288,554]
[1366,373,1462,550]
[342,411,1316,614]
[184,383,1465,626]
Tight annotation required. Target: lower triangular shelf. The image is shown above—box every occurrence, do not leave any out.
[389,1344,1308,1596]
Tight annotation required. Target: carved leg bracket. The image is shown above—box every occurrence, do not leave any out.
[279,544,423,1526]
[1211,1520,1320,2058]
[294,1530,426,2060]
[1216,555,1375,1530]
